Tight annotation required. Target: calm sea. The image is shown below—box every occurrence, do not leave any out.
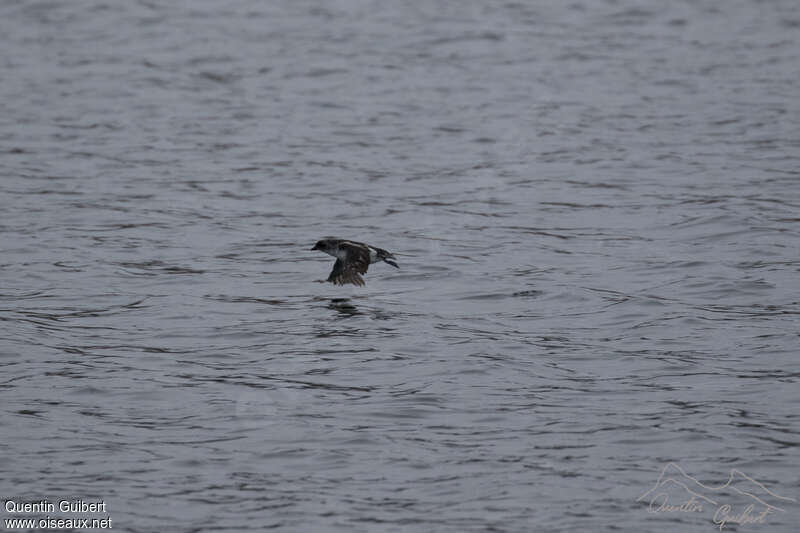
[1,1,798,531]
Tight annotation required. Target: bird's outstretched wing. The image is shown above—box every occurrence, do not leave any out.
[327,257,367,286]
[341,243,371,272]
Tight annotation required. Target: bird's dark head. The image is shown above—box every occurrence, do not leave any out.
[311,239,328,251]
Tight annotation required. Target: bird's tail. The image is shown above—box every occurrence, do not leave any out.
[377,249,399,269]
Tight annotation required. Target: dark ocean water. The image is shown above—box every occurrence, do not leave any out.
[1,1,799,531]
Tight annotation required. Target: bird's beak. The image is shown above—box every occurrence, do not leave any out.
[310,245,319,251]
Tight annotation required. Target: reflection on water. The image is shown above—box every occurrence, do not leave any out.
[328,298,361,317]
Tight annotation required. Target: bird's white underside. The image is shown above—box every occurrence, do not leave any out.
[326,246,378,264]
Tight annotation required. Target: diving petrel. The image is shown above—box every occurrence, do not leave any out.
[311,238,399,286]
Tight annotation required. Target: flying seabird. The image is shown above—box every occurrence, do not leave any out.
[311,238,399,286]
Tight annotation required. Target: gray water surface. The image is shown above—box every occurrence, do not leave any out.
[1,1,799,532]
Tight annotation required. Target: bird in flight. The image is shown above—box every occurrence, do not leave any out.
[311,238,399,286]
